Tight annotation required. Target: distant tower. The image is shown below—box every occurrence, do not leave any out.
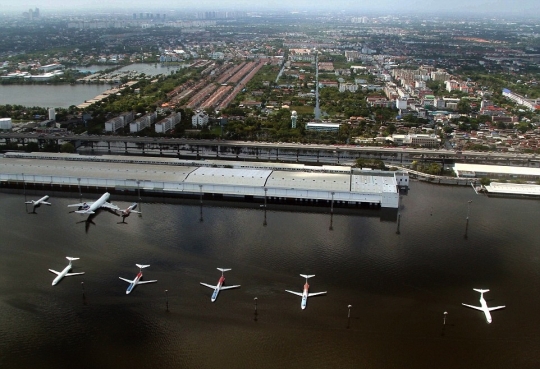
[48,108,56,121]
[291,110,298,129]
[313,51,321,121]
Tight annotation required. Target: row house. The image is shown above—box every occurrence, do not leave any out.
[339,83,358,93]
[288,49,315,62]
[192,110,209,127]
[319,80,338,88]
[155,112,181,133]
[502,88,540,111]
[445,80,469,93]
[130,112,157,133]
[104,111,134,132]
[366,96,392,108]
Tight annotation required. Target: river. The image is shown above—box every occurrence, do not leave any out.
[0,181,539,368]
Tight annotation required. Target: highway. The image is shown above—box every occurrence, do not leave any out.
[1,132,539,166]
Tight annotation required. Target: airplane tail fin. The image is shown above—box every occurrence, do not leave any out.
[217,268,231,273]
[136,264,150,269]
[66,257,80,261]
[473,289,490,294]
[300,274,315,279]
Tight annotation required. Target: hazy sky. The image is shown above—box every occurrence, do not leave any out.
[0,0,538,16]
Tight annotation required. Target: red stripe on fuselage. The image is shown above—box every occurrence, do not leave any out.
[218,276,225,286]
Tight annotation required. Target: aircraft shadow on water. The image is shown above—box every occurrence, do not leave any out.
[74,208,120,233]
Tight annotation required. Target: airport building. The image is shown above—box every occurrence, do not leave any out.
[0,153,406,209]
[453,163,540,181]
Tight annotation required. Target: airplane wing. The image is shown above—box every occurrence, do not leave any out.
[200,282,217,289]
[102,202,120,211]
[308,291,327,297]
[285,290,303,297]
[220,285,240,290]
[65,272,85,276]
[25,201,34,204]
[137,280,157,284]
[49,269,61,275]
[68,202,94,207]
[130,210,142,214]
[119,277,133,283]
[75,210,95,214]
[43,202,52,206]
[488,306,506,311]
[462,303,484,311]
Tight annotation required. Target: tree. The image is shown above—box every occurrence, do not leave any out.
[457,99,471,114]
[60,142,75,153]
[24,142,40,152]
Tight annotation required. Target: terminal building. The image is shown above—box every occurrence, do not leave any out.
[0,153,407,209]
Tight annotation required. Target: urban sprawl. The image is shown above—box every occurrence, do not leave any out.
[1,9,540,159]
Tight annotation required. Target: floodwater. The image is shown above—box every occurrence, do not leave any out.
[0,63,185,108]
[0,181,539,369]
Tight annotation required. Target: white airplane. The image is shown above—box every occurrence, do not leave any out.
[67,192,120,214]
[119,264,157,295]
[462,289,505,324]
[118,202,141,223]
[49,257,85,286]
[25,195,51,212]
[286,274,327,310]
[200,268,240,302]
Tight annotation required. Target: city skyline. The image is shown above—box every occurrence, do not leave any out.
[0,0,539,17]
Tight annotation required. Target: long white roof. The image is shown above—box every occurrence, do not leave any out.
[485,182,540,196]
[266,171,350,191]
[184,167,272,186]
[454,163,540,176]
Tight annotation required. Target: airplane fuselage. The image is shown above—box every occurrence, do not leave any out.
[36,195,49,204]
[52,264,72,286]
[126,271,143,294]
[479,295,493,323]
[301,283,310,309]
[27,195,51,210]
[211,276,225,302]
[88,192,110,213]
[123,203,137,216]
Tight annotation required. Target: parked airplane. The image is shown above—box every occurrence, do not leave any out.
[285,274,327,310]
[49,257,85,286]
[462,289,505,324]
[200,268,240,302]
[67,192,120,214]
[25,195,51,212]
[117,203,141,223]
[119,264,157,294]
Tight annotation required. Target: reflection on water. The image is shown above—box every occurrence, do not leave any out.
[1,182,540,368]
[0,84,109,108]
